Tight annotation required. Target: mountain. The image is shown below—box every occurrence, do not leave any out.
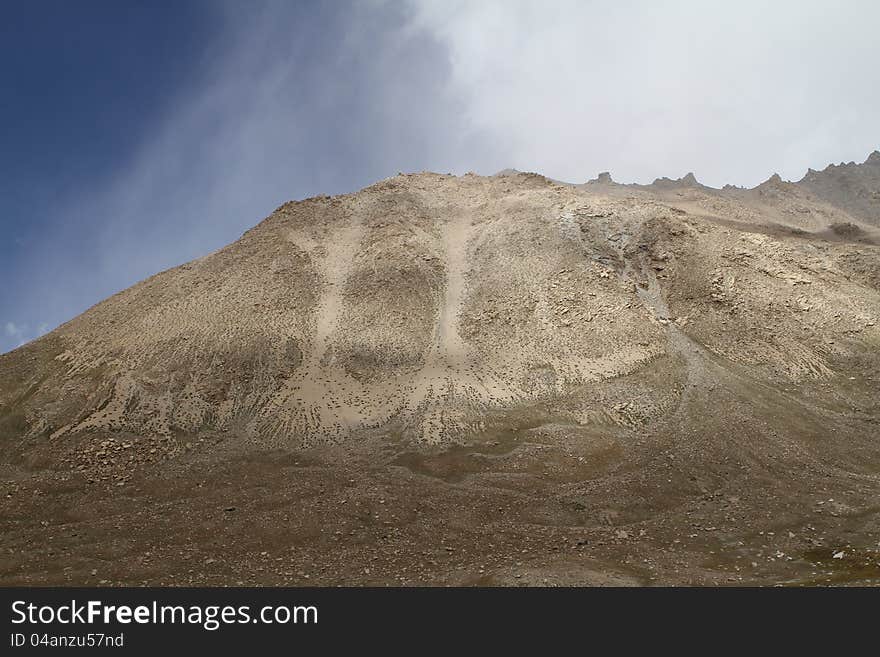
[1,154,879,586]
[797,151,880,227]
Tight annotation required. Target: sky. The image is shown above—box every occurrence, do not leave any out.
[1,0,878,353]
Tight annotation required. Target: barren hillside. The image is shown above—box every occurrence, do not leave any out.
[1,152,878,586]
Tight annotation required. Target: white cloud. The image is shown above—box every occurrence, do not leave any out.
[2,321,33,349]
[406,0,880,186]
[2,321,51,351]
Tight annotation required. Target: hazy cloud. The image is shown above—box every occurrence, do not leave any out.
[2,320,44,348]
[406,0,880,186]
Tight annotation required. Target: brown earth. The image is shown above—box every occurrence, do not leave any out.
[1,152,879,586]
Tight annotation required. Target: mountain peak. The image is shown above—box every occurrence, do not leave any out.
[796,152,880,225]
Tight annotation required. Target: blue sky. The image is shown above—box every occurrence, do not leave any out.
[2,1,878,353]
[1,1,217,349]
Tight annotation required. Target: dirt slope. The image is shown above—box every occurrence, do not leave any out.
[1,153,879,585]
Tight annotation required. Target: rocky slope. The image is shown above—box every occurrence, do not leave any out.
[1,155,879,459]
[1,152,879,586]
[798,150,880,227]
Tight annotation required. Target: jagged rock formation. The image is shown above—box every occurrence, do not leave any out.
[649,172,703,189]
[587,171,613,184]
